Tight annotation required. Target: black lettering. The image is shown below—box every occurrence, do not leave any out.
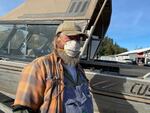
[130,83,140,94]
[137,84,149,95]
[145,86,150,97]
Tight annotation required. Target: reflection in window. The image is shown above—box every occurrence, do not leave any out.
[27,34,48,57]
[0,25,13,48]
[28,34,47,49]
[90,36,100,59]
[0,24,58,59]
[26,25,58,57]
[10,29,28,49]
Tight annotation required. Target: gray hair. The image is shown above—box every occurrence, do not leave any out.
[52,33,60,53]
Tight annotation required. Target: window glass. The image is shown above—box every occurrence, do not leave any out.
[0,25,13,48]
[0,24,58,59]
[90,36,100,59]
[26,25,57,57]
[10,25,28,49]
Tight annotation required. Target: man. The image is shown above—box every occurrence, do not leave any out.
[13,21,93,113]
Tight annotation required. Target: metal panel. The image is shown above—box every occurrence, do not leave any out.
[85,71,150,113]
[0,0,92,20]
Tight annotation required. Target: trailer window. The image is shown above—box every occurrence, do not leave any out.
[10,26,28,49]
[0,24,58,60]
[0,25,13,48]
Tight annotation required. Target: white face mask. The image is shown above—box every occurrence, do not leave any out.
[64,40,80,57]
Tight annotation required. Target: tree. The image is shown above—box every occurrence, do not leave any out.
[98,36,128,56]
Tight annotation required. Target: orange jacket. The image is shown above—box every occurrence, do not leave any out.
[14,52,86,113]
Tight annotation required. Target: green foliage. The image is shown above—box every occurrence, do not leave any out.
[98,36,128,56]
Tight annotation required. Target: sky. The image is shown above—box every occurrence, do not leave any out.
[107,0,150,51]
[0,0,150,51]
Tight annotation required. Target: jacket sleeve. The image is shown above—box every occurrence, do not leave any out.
[13,60,46,111]
[12,105,35,113]
[13,109,30,113]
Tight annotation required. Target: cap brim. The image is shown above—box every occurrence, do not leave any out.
[62,31,88,40]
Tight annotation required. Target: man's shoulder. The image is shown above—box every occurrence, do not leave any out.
[23,53,53,69]
[23,53,57,74]
[33,52,57,64]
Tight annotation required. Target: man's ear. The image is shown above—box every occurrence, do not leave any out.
[55,36,64,49]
